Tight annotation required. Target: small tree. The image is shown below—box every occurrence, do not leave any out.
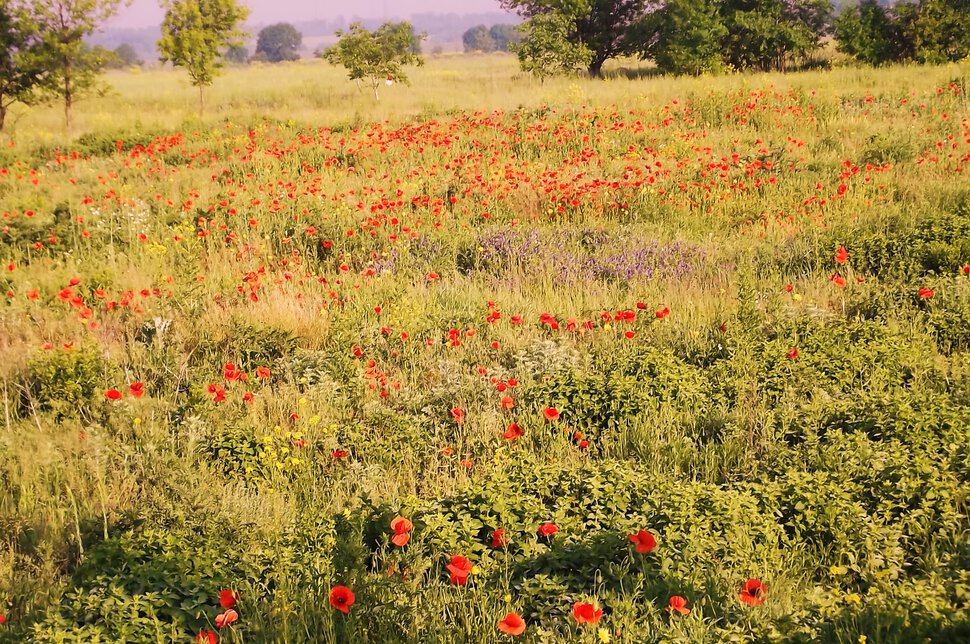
[323,22,424,101]
[0,2,48,132]
[224,45,249,64]
[32,0,128,133]
[157,0,249,116]
[513,13,592,81]
[110,43,143,68]
[256,22,302,63]
[463,25,495,53]
[489,24,522,52]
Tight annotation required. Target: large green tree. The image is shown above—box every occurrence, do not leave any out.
[255,22,302,63]
[323,22,424,101]
[644,0,728,75]
[32,0,128,133]
[157,0,250,115]
[910,0,970,64]
[834,0,913,65]
[0,2,48,132]
[720,0,832,72]
[501,0,654,77]
[513,12,593,79]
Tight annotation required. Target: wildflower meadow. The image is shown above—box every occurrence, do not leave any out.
[1,56,969,642]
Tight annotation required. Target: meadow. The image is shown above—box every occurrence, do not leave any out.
[1,54,969,642]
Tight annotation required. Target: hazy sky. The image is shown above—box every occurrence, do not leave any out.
[110,0,508,28]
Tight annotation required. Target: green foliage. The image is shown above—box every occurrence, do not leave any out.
[31,0,127,132]
[323,22,424,100]
[255,22,302,63]
[834,0,914,66]
[463,25,496,53]
[157,0,250,113]
[910,0,970,64]
[21,345,108,421]
[502,0,653,76]
[106,43,143,69]
[647,0,728,76]
[513,13,593,80]
[0,1,48,131]
[490,24,522,52]
[720,0,833,72]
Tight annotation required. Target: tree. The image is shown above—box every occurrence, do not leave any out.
[489,24,522,52]
[157,0,249,116]
[646,0,727,76]
[255,22,302,63]
[32,0,128,133]
[323,22,424,101]
[720,0,832,72]
[108,43,143,68]
[0,2,48,132]
[463,25,496,53]
[224,45,249,64]
[513,13,593,80]
[501,0,654,77]
[910,0,970,64]
[834,0,912,66]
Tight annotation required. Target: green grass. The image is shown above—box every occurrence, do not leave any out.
[0,54,969,643]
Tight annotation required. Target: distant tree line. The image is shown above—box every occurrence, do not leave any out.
[503,0,970,78]
[462,24,522,53]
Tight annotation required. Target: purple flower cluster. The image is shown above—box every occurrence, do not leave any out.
[474,228,705,285]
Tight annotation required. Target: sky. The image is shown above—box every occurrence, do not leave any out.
[109,0,508,28]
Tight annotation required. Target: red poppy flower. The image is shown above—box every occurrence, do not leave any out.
[628,529,657,554]
[214,609,238,628]
[332,449,348,459]
[129,382,144,398]
[329,585,355,614]
[543,407,560,422]
[572,601,603,624]
[503,423,523,441]
[0,614,5,624]
[655,307,670,319]
[451,407,466,423]
[962,265,970,275]
[787,348,799,360]
[391,516,413,547]
[491,528,508,548]
[219,589,238,609]
[918,287,934,299]
[537,522,558,537]
[668,595,690,615]
[785,283,793,293]
[497,611,526,635]
[255,367,271,379]
[446,555,473,585]
[834,246,849,264]
[196,630,217,644]
[739,578,767,606]
[830,274,846,288]
[105,389,122,401]
[501,396,515,410]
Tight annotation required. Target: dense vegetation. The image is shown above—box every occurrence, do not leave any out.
[0,56,968,642]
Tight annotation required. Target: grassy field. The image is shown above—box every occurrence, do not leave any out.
[1,54,969,642]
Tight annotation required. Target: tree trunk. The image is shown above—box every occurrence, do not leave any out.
[198,84,205,117]
[0,102,6,133]
[63,58,73,134]
[588,57,605,78]
[372,81,380,101]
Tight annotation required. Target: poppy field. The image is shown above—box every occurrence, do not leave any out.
[1,58,969,642]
